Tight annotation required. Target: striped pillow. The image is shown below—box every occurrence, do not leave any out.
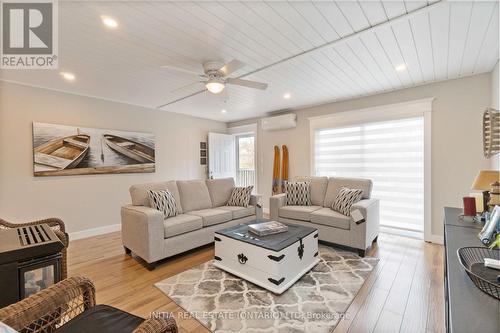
[148,189,178,218]
[227,186,253,207]
[331,187,363,216]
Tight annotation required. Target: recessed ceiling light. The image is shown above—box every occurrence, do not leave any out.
[60,72,75,81]
[283,93,291,99]
[395,64,407,72]
[101,15,118,28]
[221,109,227,114]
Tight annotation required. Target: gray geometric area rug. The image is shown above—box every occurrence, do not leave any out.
[155,245,378,333]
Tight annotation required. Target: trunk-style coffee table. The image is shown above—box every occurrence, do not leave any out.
[214,220,319,294]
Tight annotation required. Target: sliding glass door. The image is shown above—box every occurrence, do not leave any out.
[314,116,424,236]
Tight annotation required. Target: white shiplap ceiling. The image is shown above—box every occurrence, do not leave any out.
[1,0,498,122]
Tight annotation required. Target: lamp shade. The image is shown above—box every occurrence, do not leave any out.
[471,170,500,191]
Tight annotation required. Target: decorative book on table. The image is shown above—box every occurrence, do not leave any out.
[248,221,288,236]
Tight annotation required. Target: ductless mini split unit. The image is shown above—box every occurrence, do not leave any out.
[260,113,297,131]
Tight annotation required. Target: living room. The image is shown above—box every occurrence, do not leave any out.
[0,1,499,333]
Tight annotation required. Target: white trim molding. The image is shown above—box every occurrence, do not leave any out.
[228,123,258,135]
[309,98,436,243]
[308,98,435,128]
[69,223,121,241]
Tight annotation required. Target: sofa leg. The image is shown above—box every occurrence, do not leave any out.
[358,249,366,257]
[124,246,132,255]
[145,261,157,271]
[373,235,378,243]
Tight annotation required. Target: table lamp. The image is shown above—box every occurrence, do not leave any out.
[471,170,500,212]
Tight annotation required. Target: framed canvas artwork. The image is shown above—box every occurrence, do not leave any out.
[33,122,155,176]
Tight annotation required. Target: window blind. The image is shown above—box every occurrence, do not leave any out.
[314,116,424,233]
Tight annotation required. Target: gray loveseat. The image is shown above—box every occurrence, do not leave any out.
[270,176,379,256]
[121,178,261,270]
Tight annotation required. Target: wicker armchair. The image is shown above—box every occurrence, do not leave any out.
[0,217,68,279]
[0,276,178,333]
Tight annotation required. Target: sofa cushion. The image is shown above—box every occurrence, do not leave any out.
[129,181,183,213]
[54,304,144,333]
[187,208,232,227]
[279,205,322,221]
[310,208,351,230]
[294,176,328,206]
[163,214,203,238]
[324,177,373,208]
[177,180,212,212]
[219,205,255,219]
[206,178,235,207]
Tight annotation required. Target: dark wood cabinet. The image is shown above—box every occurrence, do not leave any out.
[444,207,500,333]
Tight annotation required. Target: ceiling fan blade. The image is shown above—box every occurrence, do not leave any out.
[161,65,205,77]
[226,78,268,90]
[170,81,205,93]
[219,59,245,76]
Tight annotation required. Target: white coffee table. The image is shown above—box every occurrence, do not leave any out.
[213,220,319,294]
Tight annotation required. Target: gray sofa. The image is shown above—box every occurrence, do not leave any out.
[121,178,261,270]
[270,176,379,256]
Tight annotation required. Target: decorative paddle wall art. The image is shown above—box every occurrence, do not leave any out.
[271,145,289,195]
[32,122,155,176]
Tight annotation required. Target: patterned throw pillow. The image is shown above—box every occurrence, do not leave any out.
[286,181,311,206]
[148,189,178,218]
[227,186,253,207]
[331,187,363,216]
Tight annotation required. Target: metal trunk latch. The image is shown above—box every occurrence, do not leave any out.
[298,238,304,260]
[237,253,248,264]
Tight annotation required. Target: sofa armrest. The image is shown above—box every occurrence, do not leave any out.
[0,276,95,332]
[121,205,164,263]
[270,193,286,221]
[249,194,262,207]
[349,199,380,251]
[133,316,178,333]
[250,194,263,219]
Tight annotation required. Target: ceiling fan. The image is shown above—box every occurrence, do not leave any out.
[161,59,268,95]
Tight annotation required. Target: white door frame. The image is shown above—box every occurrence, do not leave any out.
[308,98,436,243]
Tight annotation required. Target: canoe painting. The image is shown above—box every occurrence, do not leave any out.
[34,134,91,172]
[33,122,155,177]
[103,134,155,163]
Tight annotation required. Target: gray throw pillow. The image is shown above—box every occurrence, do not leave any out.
[331,187,363,216]
[148,189,178,218]
[227,186,253,207]
[286,181,312,206]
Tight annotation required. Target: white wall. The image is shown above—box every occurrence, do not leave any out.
[230,74,492,238]
[0,81,226,235]
[491,61,499,170]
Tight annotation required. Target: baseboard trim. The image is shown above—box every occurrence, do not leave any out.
[425,234,444,245]
[69,224,121,240]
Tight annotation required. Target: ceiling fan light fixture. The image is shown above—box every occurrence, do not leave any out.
[205,79,225,94]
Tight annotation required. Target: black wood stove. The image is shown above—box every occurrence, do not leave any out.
[0,224,64,308]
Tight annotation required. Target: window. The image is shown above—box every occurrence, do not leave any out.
[314,117,424,235]
[236,134,255,188]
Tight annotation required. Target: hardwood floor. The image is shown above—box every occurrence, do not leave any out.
[68,232,444,333]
